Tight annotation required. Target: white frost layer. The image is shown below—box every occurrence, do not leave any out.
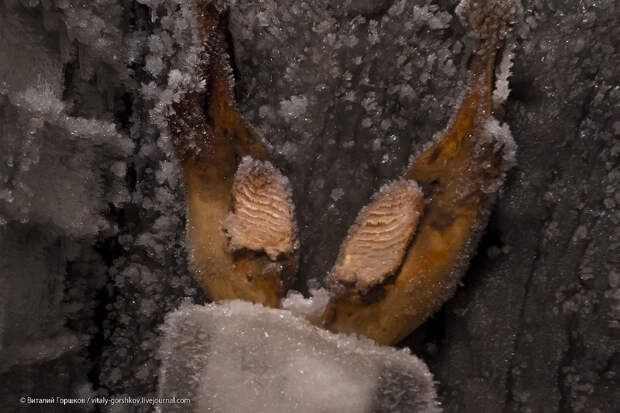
[281,288,331,323]
[158,300,440,413]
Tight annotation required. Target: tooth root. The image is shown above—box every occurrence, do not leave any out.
[330,180,423,292]
[223,157,297,261]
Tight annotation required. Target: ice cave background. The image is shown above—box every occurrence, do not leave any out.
[0,0,619,412]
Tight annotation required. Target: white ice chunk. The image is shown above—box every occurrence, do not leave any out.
[281,288,331,323]
[157,301,440,413]
[330,187,345,202]
[278,95,308,120]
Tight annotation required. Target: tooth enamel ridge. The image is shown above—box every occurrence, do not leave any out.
[331,179,423,291]
[223,156,297,260]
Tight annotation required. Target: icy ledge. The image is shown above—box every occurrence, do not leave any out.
[157,300,440,413]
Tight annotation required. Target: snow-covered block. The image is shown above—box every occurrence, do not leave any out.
[157,300,440,413]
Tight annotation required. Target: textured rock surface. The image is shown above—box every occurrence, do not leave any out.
[227,0,620,411]
[1,0,618,412]
[0,1,205,412]
[423,3,620,410]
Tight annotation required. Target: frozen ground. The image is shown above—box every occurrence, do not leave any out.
[157,300,439,413]
[0,0,618,412]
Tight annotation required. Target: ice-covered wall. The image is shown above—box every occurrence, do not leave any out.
[219,0,620,411]
[0,1,205,410]
[1,0,618,412]
[0,0,132,405]
[426,1,620,411]
[226,0,464,289]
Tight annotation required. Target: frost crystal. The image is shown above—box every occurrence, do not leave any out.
[279,95,309,121]
[493,43,516,109]
[281,288,331,323]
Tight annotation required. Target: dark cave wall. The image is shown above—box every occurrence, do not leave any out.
[229,1,620,411]
[0,1,618,412]
[428,7,620,410]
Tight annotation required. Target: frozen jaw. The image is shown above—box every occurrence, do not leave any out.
[324,0,521,344]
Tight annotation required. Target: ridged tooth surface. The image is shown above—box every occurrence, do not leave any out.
[331,180,423,290]
[223,157,296,260]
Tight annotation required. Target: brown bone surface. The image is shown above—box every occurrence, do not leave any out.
[325,50,501,344]
[170,4,298,308]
